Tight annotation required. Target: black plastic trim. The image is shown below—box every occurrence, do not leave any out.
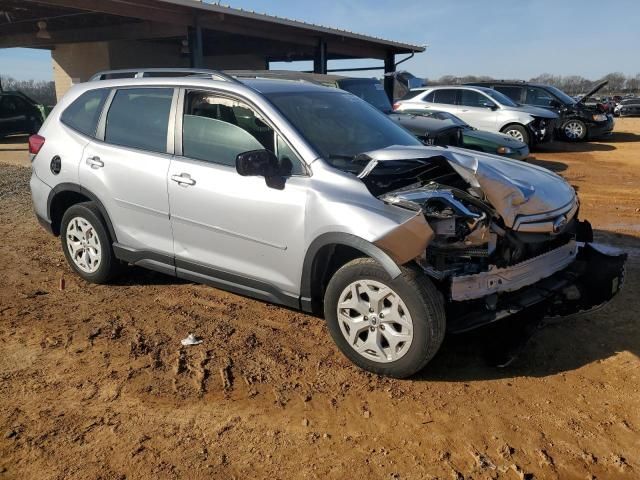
[36,213,54,235]
[176,257,300,309]
[299,232,402,302]
[46,183,118,241]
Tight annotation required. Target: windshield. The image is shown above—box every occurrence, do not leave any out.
[482,89,518,107]
[265,90,422,163]
[338,78,393,113]
[545,85,576,105]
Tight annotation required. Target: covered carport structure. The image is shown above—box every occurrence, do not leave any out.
[0,0,424,100]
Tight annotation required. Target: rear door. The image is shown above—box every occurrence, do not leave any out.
[457,89,498,131]
[167,89,309,297]
[425,88,461,116]
[79,87,176,256]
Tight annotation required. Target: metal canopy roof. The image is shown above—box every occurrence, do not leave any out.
[0,0,425,60]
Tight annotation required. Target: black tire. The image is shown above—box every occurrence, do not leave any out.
[501,124,530,146]
[561,119,587,142]
[60,202,122,284]
[324,258,446,378]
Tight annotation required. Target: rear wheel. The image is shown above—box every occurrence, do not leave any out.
[324,258,446,378]
[60,202,121,284]
[562,119,587,141]
[501,124,530,145]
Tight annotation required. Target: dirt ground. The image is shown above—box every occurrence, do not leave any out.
[1,120,639,480]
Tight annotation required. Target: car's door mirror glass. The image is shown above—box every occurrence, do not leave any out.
[236,149,279,176]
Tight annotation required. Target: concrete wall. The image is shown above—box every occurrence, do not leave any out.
[52,42,110,101]
[51,40,267,101]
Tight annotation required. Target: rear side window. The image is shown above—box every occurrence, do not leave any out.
[400,90,425,100]
[494,86,523,102]
[105,88,173,153]
[60,89,109,137]
[432,89,458,105]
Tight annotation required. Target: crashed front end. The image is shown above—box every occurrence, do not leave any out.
[362,146,626,333]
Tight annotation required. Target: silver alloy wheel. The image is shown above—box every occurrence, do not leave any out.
[505,129,525,142]
[65,216,102,273]
[564,121,585,139]
[337,279,414,363]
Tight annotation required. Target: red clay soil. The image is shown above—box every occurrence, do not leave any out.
[1,119,639,479]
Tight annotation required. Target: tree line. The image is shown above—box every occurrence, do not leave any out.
[424,72,640,95]
[0,76,56,106]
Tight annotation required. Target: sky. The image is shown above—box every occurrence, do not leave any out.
[1,0,639,81]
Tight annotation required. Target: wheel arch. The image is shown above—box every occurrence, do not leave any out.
[47,183,117,241]
[300,232,402,315]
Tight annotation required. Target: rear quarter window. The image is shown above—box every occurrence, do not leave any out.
[60,89,110,137]
[400,90,426,100]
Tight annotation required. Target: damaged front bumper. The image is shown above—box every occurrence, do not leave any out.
[446,242,627,333]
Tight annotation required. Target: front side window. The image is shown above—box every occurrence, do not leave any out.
[525,87,555,107]
[61,89,109,137]
[105,87,173,153]
[460,89,494,108]
[182,91,303,174]
[432,89,458,105]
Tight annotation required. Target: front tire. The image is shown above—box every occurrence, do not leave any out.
[324,258,446,378]
[60,202,121,284]
[561,119,587,141]
[501,124,530,146]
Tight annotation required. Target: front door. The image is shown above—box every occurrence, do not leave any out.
[168,90,309,297]
[79,87,175,256]
[456,89,498,131]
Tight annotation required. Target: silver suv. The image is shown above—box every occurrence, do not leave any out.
[394,85,558,146]
[29,69,625,378]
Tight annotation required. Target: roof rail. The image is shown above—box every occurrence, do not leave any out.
[89,68,240,83]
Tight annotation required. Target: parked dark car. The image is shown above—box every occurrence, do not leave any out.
[615,98,640,117]
[389,110,529,160]
[0,91,45,138]
[228,71,528,160]
[469,81,614,142]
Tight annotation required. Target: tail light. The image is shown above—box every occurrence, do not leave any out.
[28,134,46,155]
[392,102,400,111]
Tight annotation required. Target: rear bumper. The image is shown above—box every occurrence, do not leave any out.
[446,242,627,333]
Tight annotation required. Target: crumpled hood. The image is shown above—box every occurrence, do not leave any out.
[358,145,575,228]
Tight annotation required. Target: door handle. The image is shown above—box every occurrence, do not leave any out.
[86,156,104,169]
[461,109,469,112]
[171,173,196,186]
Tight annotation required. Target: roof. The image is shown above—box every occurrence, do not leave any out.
[158,0,425,53]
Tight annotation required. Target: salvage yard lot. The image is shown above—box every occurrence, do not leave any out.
[1,120,639,479]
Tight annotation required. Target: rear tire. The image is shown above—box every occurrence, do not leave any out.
[324,258,446,378]
[60,202,122,284]
[501,124,530,145]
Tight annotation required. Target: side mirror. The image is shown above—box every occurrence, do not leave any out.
[236,149,279,178]
[482,102,497,110]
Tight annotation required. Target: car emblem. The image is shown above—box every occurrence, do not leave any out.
[553,215,567,233]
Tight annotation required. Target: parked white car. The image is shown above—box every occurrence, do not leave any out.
[394,85,558,146]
